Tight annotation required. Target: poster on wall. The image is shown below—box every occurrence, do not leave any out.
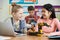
[23,6,28,13]
[9,0,38,4]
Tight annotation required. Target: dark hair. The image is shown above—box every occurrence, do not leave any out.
[28,6,35,11]
[11,2,22,13]
[41,4,56,19]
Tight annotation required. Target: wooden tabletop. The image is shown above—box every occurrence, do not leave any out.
[9,35,49,40]
[1,34,60,40]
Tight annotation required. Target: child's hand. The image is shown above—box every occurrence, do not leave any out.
[43,23,50,27]
[28,29,34,32]
[31,24,35,31]
[28,20,31,24]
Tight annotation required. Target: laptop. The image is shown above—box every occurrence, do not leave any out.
[0,21,26,37]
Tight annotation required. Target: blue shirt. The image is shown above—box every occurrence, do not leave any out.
[11,18,26,33]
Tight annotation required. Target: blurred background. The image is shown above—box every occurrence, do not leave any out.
[0,0,60,21]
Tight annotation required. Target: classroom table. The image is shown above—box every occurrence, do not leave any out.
[8,34,60,40]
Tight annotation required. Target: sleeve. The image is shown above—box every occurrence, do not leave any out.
[43,18,60,36]
[47,19,60,36]
[25,16,28,23]
[48,32,60,36]
[43,32,60,36]
[42,26,54,33]
[23,20,26,28]
[42,18,60,33]
[23,20,27,33]
[55,18,60,31]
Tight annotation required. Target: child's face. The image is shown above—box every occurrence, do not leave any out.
[28,10,35,16]
[41,8,51,19]
[13,8,23,20]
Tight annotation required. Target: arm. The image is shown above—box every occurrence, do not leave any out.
[44,32,60,36]
[35,19,54,33]
[44,19,60,36]
[42,18,59,33]
[55,19,60,31]
[42,26,54,33]
[49,18,60,36]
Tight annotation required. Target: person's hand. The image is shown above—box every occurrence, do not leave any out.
[43,33,56,37]
[14,32,19,35]
[31,25,35,31]
[43,33,50,37]
[27,29,33,32]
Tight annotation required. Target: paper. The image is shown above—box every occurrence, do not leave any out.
[0,36,11,40]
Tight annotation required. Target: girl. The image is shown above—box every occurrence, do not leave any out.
[36,4,60,36]
[5,3,26,34]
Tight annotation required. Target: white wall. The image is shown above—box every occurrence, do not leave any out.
[38,0,60,6]
[0,0,60,22]
[0,0,9,21]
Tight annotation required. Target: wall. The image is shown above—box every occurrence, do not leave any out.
[38,0,60,6]
[0,0,9,22]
